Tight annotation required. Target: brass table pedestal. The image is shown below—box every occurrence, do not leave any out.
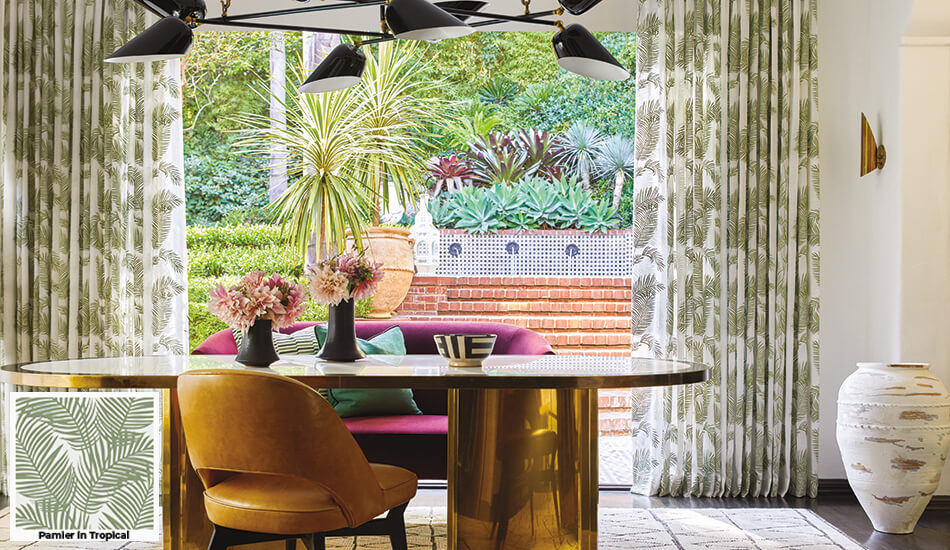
[448,388,597,550]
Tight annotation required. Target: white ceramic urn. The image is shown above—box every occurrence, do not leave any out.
[837,362,950,534]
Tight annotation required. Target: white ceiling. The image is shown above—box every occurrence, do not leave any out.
[195,0,637,34]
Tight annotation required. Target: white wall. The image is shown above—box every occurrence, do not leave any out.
[821,0,950,496]
[900,9,950,494]
[818,0,911,482]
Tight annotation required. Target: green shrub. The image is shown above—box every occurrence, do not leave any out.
[186,224,376,351]
[184,134,269,226]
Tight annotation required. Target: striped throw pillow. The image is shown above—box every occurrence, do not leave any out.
[231,326,321,355]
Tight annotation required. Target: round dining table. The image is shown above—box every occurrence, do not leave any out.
[1,354,708,550]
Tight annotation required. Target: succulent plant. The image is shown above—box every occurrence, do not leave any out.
[477,77,520,105]
[556,182,596,229]
[579,200,620,233]
[454,187,502,233]
[427,155,474,196]
[467,130,563,185]
[428,196,459,227]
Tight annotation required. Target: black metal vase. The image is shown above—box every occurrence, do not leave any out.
[235,319,280,368]
[317,299,366,362]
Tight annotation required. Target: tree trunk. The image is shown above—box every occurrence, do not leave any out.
[268,32,287,202]
[303,33,341,265]
[612,170,625,209]
[580,166,590,192]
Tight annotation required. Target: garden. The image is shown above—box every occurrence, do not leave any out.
[183,30,636,351]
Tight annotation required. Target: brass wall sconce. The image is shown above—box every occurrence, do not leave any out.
[860,113,886,176]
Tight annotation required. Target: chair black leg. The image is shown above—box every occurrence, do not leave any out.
[285,538,297,550]
[301,534,316,550]
[312,534,326,550]
[207,527,231,550]
[387,503,409,550]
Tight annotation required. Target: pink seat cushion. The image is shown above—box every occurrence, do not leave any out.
[342,414,448,435]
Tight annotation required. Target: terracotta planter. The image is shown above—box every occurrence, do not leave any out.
[837,362,950,534]
[350,226,415,319]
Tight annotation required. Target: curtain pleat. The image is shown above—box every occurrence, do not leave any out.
[0,0,187,495]
[631,0,819,498]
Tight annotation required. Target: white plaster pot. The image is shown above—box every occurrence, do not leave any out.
[836,362,950,534]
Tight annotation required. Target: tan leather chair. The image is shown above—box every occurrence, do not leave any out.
[178,369,418,550]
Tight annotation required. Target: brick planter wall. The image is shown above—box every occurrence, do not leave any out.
[395,274,634,435]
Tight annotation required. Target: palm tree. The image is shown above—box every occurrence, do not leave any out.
[595,134,636,209]
[354,41,440,225]
[236,42,440,259]
[558,122,604,191]
[235,83,373,259]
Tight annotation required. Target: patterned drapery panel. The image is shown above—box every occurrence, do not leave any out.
[631,0,820,498]
[0,0,187,494]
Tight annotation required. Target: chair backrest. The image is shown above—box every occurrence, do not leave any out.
[177,369,385,527]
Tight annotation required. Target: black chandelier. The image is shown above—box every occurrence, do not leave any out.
[108,0,630,91]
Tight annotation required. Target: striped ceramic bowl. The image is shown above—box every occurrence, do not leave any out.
[433,334,497,367]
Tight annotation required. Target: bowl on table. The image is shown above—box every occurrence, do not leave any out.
[433,334,497,367]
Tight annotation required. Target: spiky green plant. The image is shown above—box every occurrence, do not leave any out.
[236,42,439,258]
[595,134,636,208]
[558,122,604,190]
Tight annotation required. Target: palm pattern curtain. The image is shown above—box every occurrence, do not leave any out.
[0,0,187,493]
[631,0,820,497]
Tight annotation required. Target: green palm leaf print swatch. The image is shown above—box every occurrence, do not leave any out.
[13,394,159,532]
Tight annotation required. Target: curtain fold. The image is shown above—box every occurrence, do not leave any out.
[631,0,819,498]
[0,0,187,494]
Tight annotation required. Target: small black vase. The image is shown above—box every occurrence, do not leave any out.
[317,299,366,362]
[235,319,280,368]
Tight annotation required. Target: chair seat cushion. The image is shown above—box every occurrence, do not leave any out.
[370,463,418,510]
[343,414,448,435]
[204,473,348,535]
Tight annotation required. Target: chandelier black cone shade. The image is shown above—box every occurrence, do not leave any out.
[386,0,475,41]
[557,0,606,16]
[552,24,630,81]
[299,43,367,94]
[105,16,194,63]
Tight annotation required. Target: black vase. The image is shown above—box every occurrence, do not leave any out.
[235,319,280,368]
[317,299,366,362]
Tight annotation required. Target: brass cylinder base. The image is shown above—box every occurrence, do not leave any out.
[448,388,598,550]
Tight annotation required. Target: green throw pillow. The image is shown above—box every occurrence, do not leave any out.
[314,325,422,418]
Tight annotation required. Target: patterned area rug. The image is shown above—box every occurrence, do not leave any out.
[0,507,864,549]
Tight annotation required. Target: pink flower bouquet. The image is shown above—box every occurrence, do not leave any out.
[208,271,308,331]
[308,253,384,306]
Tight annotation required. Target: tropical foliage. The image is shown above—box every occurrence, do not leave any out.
[14,395,157,530]
[236,42,439,257]
[430,178,620,233]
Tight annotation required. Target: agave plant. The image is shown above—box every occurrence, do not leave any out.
[579,200,620,233]
[556,181,596,229]
[429,196,459,227]
[477,76,520,105]
[595,134,636,209]
[558,122,604,191]
[427,155,474,196]
[485,183,525,221]
[454,187,501,233]
[520,177,562,226]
